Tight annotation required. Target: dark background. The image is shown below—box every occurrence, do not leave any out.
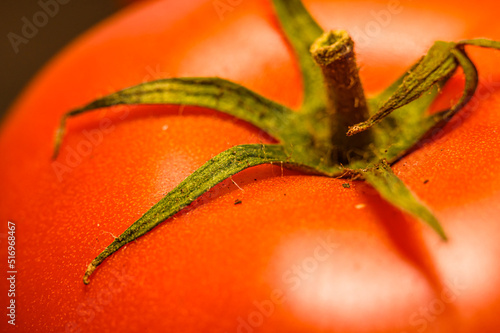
[0,0,131,121]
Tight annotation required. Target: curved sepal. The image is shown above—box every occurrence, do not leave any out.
[354,38,500,139]
[348,41,459,136]
[358,160,447,240]
[458,38,500,50]
[53,78,294,158]
[83,144,309,284]
[271,0,326,112]
[430,48,479,124]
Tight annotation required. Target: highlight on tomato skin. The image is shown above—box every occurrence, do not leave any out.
[1,0,500,332]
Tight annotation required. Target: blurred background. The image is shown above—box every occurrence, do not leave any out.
[0,0,135,121]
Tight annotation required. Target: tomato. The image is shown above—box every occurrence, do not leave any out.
[1,0,500,332]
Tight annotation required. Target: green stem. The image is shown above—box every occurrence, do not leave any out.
[310,30,372,163]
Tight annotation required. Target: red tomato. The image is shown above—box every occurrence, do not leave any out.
[1,0,500,332]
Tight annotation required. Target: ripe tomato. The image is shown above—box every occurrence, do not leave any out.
[1,0,500,332]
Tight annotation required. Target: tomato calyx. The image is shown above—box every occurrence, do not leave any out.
[48,0,500,284]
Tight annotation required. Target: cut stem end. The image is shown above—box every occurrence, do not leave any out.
[310,30,372,162]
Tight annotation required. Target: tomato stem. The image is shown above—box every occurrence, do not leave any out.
[310,30,373,163]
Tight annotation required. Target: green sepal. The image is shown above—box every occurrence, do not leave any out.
[367,63,454,162]
[271,0,326,113]
[348,41,459,136]
[372,47,479,162]
[53,77,294,158]
[458,38,500,50]
[358,160,447,240]
[83,143,316,284]
[352,38,500,138]
[430,48,479,124]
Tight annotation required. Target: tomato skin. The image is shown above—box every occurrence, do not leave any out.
[1,0,500,332]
